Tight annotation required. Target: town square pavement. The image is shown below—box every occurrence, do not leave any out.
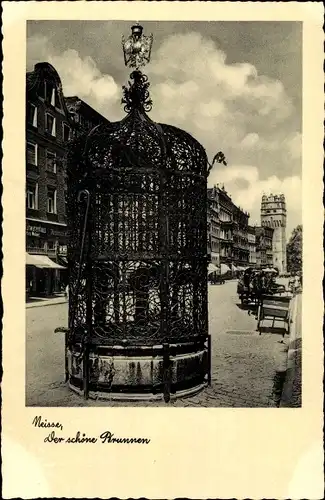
[26,280,290,407]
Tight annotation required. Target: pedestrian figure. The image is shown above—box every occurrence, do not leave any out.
[65,284,69,301]
[288,275,295,294]
[243,268,251,289]
[294,274,300,292]
[254,271,267,323]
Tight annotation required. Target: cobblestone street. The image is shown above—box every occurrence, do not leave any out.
[26,280,289,407]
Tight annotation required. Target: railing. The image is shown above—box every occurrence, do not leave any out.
[233,243,249,251]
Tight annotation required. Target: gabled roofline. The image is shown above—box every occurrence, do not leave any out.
[26,62,75,127]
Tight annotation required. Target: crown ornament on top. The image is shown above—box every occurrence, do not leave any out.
[122,23,153,70]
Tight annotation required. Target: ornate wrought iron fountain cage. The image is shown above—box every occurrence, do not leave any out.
[66,24,211,401]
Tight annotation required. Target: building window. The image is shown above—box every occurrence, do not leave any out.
[46,151,57,173]
[51,88,61,108]
[46,82,53,103]
[39,80,46,99]
[55,89,61,108]
[45,113,56,136]
[62,123,71,142]
[47,187,57,214]
[51,88,55,106]
[26,183,38,210]
[26,142,38,165]
[27,103,37,127]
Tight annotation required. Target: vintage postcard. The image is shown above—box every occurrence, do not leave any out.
[2,1,324,498]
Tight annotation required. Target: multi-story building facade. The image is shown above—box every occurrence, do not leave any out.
[248,225,257,266]
[26,62,74,295]
[255,226,274,268]
[232,205,250,267]
[208,185,250,270]
[218,186,234,267]
[260,193,287,273]
[26,63,110,296]
[207,186,220,267]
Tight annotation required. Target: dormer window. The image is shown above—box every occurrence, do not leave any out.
[51,88,61,108]
[45,113,56,136]
[51,88,56,106]
[39,80,46,99]
[46,82,53,103]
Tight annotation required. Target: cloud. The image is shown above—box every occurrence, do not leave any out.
[50,49,119,109]
[285,132,302,160]
[208,164,301,238]
[27,28,302,237]
[27,35,120,118]
[240,133,260,149]
[146,32,300,183]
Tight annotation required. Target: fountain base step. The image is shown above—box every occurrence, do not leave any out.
[67,340,209,401]
[69,381,207,402]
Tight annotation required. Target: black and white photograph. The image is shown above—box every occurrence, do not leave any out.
[25,20,304,407]
[2,2,324,499]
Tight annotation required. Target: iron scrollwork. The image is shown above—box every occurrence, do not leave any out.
[67,24,209,349]
[121,70,153,113]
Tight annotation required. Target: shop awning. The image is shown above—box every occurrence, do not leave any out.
[26,253,41,266]
[58,256,68,266]
[208,263,219,274]
[26,253,66,269]
[220,264,231,274]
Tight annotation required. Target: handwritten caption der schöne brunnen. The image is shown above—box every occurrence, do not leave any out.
[33,416,151,444]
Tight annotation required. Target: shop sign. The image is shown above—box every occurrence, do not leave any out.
[27,224,47,237]
[58,245,67,255]
[50,228,66,237]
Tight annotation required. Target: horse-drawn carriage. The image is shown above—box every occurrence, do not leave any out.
[237,268,285,306]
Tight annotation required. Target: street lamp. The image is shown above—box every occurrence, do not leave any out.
[122,22,153,70]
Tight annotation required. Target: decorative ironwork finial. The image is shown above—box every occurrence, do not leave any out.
[121,70,153,113]
[122,23,153,70]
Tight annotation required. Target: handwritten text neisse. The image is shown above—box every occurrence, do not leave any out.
[33,416,151,444]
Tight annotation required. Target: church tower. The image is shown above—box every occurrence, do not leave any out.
[260,193,287,273]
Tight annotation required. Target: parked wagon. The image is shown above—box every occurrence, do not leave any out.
[257,294,291,337]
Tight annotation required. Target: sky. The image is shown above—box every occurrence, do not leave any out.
[27,21,302,238]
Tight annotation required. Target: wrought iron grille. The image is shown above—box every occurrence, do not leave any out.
[67,69,208,347]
